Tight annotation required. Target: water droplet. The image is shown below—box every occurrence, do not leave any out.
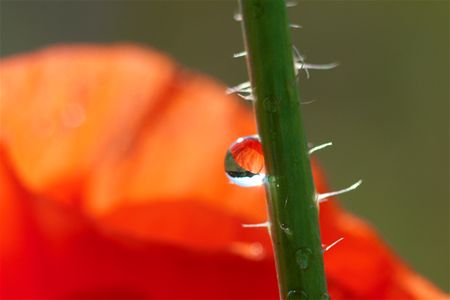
[225,135,265,187]
[295,247,313,270]
[286,289,308,300]
[280,223,293,236]
[267,175,278,184]
[321,293,330,300]
[286,290,298,300]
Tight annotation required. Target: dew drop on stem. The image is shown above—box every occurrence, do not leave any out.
[224,135,265,187]
[295,247,313,270]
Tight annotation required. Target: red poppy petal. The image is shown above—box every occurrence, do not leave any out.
[1,45,446,299]
[0,148,278,299]
[0,45,267,252]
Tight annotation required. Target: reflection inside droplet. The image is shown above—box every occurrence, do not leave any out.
[224,135,265,187]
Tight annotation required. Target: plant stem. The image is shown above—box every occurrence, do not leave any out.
[239,0,328,298]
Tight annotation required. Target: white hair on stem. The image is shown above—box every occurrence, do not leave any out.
[317,180,362,203]
[308,142,333,155]
[242,222,270,228]
[322,238,344,253]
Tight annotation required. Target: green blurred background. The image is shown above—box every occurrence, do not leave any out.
[1,0,448,292]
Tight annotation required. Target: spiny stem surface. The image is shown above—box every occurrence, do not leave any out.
[239,0,328,298]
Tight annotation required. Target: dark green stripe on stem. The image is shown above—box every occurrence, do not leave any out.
[239,0,328,298]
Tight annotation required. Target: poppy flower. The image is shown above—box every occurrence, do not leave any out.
[0,45,446,299]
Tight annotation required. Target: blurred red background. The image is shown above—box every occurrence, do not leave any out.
[0,45,446,299]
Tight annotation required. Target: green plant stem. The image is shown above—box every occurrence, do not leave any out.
[239,0,328,298]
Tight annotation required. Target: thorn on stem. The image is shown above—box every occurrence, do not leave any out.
[233,51,247,58]
[295,62,339,79]
[317,180,363,203]
[242,222,270,228]
[226,81,251,95]
[308,142,333,155]
[233,11,242,22]
[301,99,316,105]
[286,0,298,7]
[322,237,344,253]
[290,24,302,29]
[237,93,255,101]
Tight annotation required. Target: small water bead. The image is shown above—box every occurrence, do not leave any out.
[295,247,313,270]
[321,293,331,300]
[286,290,298,300]
[280,223,293,236]
[286,289,308,300]
[224,135,265,187]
